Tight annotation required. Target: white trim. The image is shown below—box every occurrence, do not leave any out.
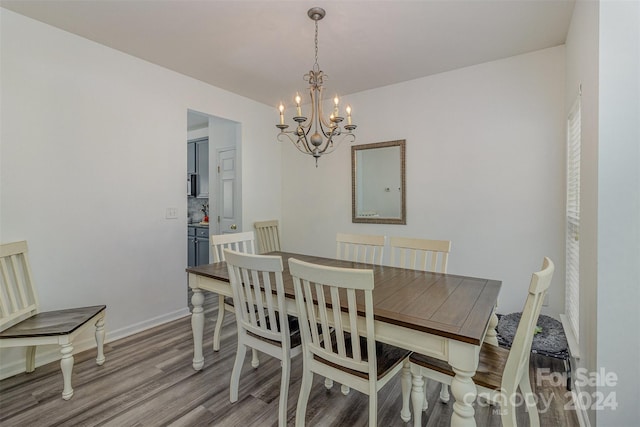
[565,94,581,344]
[570,378,591,427]
[559,313,581,359]
[559,311,588,427]
[106,307,191,342]
[0,307,190,380]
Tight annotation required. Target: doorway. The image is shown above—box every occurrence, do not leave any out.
[187,110,242,255]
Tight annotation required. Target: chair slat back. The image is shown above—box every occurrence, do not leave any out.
[289,258,376,377]
[389,237,451,273]
[502,257,555,392]
[211,231,256,262]
[224,249,288,344]
[254,220,281,254]
[0,241,40,331]
[336,233,385,265]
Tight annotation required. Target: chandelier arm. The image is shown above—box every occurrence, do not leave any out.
[319,133,356,155]
[297,120,312,131]
[277,131,298,146]
[277,131,316,156]
[309,83,321,135]
[318,127,341,153]
[318,134,334,154]
[298,127,316,154]
[319,123,340,140]
[317,89,335,129]
[296,120,313,136]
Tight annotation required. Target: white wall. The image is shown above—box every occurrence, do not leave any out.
[0,9,280,377]
[563,1,640,424]
[282,46,566,317]
[596,1,640,425]
[564,1,600,425]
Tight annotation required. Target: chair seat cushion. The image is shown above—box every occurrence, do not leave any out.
[0,305,106,338]
[316,333,411,380]
[497,312,569,357]
[410,342,508,390]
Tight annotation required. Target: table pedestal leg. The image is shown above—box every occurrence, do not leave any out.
[191,288,205,370]
[449,340,478,427]
[450,367,477,427]
[484,310,499,347]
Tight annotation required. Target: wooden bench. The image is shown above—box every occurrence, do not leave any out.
[0,240,106,400]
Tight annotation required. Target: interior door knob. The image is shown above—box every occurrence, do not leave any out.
[230,224,237,230]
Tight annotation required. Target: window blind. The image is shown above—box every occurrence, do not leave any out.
[565,95,581,342]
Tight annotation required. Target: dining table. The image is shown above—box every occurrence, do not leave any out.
[186,251,501,427]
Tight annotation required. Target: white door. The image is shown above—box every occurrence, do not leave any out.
[217,147,239,234]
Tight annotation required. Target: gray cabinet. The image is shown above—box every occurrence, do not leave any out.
[187,138,208,198]
[196,141,208,198]
[187,142,196,175]
[188,226,209,267]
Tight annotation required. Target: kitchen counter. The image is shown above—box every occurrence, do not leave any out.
[188,223,209,228]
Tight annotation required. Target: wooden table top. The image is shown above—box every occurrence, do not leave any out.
[186,251,501,346]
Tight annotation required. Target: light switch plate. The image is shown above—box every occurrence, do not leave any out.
[166,207,178,219]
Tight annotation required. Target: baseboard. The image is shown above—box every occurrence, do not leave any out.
[105,307,191,342]
[0,307,191,380]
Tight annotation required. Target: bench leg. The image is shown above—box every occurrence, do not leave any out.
[25,346,36,373]
[400,359,412,422]
[251,349,260,368]
[411,373,426,427]
[60,343,74,400]
[95,316,106,365]
[439,383,450,402]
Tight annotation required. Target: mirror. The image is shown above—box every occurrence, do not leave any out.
[352,139,406,224]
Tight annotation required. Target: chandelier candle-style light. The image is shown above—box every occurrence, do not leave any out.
[276,7,356,166]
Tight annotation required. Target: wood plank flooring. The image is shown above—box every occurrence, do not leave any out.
[0,292,580,426]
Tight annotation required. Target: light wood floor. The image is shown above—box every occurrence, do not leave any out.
[0,293,580,426]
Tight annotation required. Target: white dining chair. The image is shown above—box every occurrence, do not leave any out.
[390,236,453,407]
[210,231,259,367]
[224,249,302,427]
[389,236,451,273]
[408,257,555,427]
[254,219,281,254]
[288,257,411,427]
[334,232,387,394]
[0,241,106,400]
[336,233,385,265]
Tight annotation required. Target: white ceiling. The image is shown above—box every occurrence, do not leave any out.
[1,0,575,108]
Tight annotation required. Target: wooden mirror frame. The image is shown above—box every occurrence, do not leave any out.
[351,139,406,225]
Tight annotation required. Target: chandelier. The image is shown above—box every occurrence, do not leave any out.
[276,7,356,166]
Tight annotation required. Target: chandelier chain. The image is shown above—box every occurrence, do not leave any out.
[314,20,319,71]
